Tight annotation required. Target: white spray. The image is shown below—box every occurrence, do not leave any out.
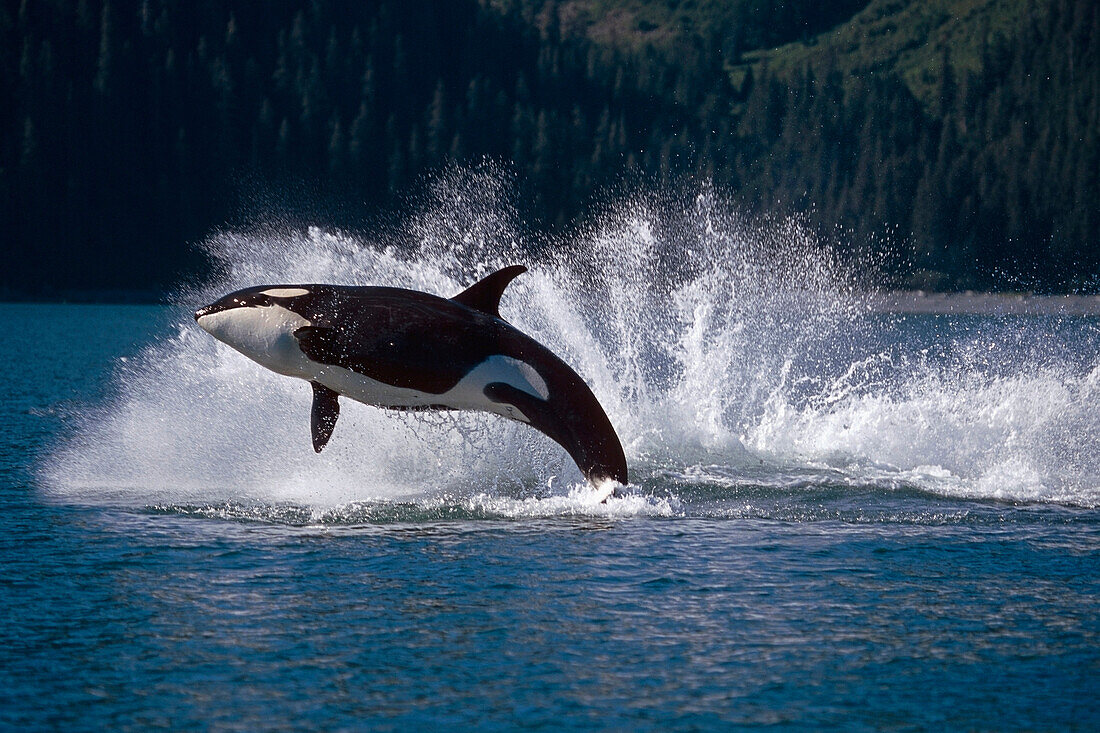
[40,167,1100,513]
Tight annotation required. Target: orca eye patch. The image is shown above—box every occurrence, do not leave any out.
[261,288,311,298]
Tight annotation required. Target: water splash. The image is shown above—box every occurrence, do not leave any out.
[746,348,1100,506]
[41,167,1100,514]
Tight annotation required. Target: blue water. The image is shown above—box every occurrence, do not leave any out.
[5,178,1100,728]
[4,300,1099,729]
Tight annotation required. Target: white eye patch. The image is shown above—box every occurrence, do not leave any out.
[261,287,311,298]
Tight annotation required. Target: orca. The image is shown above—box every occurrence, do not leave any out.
[194,266,628,488]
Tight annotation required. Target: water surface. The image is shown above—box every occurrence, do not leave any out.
[5,179,1099,728]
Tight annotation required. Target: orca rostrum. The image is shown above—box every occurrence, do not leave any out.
[194,266,629,487]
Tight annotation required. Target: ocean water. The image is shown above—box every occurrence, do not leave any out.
[4,175,1100,728]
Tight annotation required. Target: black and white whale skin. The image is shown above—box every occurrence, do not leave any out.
[194,266,628,487]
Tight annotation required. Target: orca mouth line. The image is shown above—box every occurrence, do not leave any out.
[195,301,245,320]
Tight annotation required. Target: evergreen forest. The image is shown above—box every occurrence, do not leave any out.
[2,0,1097,297]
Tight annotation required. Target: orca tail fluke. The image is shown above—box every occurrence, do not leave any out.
[483,381,628,487]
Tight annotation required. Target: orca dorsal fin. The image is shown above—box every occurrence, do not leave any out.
[451,265,527,319]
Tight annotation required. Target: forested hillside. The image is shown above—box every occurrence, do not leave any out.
[2,0,1096,296]
[738,0,1100,290]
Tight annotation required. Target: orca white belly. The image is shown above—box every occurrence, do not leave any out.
[309,354,548,424]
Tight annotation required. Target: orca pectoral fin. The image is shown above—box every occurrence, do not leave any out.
[310,381,340,452]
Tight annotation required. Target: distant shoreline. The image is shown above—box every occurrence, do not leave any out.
[867,292,1100,315]
[3,290,1099,315]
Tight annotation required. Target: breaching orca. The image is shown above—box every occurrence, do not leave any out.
[194,266,628,488]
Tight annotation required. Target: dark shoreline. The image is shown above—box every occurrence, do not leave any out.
[867,292,1100,315]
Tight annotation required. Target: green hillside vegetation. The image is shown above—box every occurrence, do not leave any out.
[736,0,1099,289]
[493,0,872,63]
[543,0,1098,289]
[2,0,1096,297]
[530,0,1098,289]
[745,0,1038,110]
